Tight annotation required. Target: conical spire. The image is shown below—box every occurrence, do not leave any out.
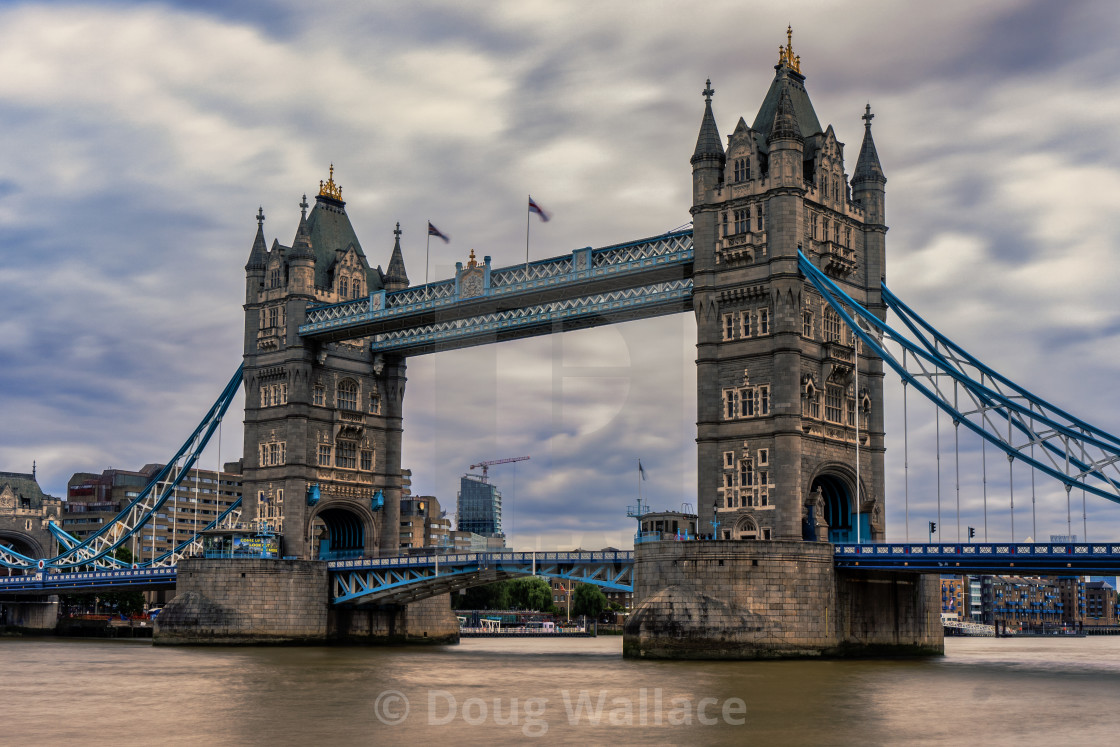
[852,104,886,185]
[290,194,315,260]
[767,82,803,144]
[245,206,268,271]
[383,222,409,292]
[691,79,725,165]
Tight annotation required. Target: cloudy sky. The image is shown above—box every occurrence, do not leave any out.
[2,0,1120,550]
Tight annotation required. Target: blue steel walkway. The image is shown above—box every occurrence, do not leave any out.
[833,542,1120,574]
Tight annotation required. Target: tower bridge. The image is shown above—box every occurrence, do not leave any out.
[4,30,1120,654]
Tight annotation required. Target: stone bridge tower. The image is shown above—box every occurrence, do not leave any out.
[691,30,888,544]
[242,168,406,559]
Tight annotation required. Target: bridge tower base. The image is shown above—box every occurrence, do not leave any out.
[0,595,60,634]
[153,558,459,645]
[623,541,942,659]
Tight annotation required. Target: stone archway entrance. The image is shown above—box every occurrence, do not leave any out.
[311,506,368,560]
[811,473,855,543]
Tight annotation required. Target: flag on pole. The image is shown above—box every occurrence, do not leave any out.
[638,460,647,481]
[428,221,450,243]
[528,196,550,222]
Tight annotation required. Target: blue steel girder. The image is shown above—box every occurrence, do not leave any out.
[328,551,634,605]
[798,251,1120,505]
[834,542,1120,574]
[299,229,694,349]
[0,566,177,594]
[0,365,245,571]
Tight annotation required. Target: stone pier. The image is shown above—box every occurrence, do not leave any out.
[623,540,942,659]
[154,558,459,645]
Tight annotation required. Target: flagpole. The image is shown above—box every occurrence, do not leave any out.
[525,195,531,274]
[425,221,431,301]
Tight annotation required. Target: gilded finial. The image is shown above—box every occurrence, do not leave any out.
[318,163,343,201]
[778,25,802,74]
[467,249,479,268]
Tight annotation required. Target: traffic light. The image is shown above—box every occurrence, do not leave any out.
[929,521,937,534]
[968,526,976,539]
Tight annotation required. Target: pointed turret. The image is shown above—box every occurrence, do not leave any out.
[383,222,409,292]
[692,79,725,165]
[289,195,314,260]
[852,104,886,186]
[245,207,268,271]
[767,83,803,144]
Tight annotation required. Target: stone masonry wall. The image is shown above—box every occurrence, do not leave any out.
[625,540,943,659]
[155,558,328,644]
[625,540,838,659]
[330,593,460,644]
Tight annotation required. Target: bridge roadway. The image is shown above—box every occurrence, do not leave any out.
[7,543,1120,602]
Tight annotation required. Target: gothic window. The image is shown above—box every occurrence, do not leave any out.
[757,448,769,466]
[268,306,279,328]
[740,310,753,338]
[733,209,748,234]
[759,385,770,416]
[723,388,740,420]
[844,227,851,247]
[740,459,755,489]
[805,387,821,419]
[360,450,373,472]
[824,308,842,342]
[259,440,286,467]
[723,451,735,469]
[352,278,363,297]
[318,444,332,467]
[833,221,840,243]
[755,204,764,231]
[722,312,739,341]
[733,158,750,182]
[340,277,349,298]
[803,311,814,339]
[313,383,325,407]
[741,387,756,417]
[269,268,281,288]
[337,380,358,411]
[721,211,728,237]
[336,441,357,469]
[758,308,770,335]
[825,384,843,423]
[368,390,382,415]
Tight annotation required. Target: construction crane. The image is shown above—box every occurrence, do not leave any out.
[469,456,530,481]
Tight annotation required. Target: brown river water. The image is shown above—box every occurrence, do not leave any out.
[3,635,1119,745]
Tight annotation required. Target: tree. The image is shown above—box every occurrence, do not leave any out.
[571,583,607,619]
[453,581,511,610]
[508,577,554,612]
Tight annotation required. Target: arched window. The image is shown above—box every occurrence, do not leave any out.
[337,380,358,411]
[368,389,382,415]
[339,277,349,298]
[352,278,362,298]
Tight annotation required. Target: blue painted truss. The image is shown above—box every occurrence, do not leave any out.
[0,566,177,594]
[798,251,1120,505]
[0,365,244,571]
[298,229,694,351]
[328,550,634,605]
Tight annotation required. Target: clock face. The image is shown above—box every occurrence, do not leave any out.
[461,270,484,298]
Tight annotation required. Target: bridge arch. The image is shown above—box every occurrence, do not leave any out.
[0,531,45,576]
[732,515,759,540]
[308,503,378,560]
[809,464,870,544]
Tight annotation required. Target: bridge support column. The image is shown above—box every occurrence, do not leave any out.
[329,594,460,644]
[623,541,941,659]
[155,558,329,644]
[0,595,59,633]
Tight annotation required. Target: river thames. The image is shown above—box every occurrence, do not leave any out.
[3,635,1120,744]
